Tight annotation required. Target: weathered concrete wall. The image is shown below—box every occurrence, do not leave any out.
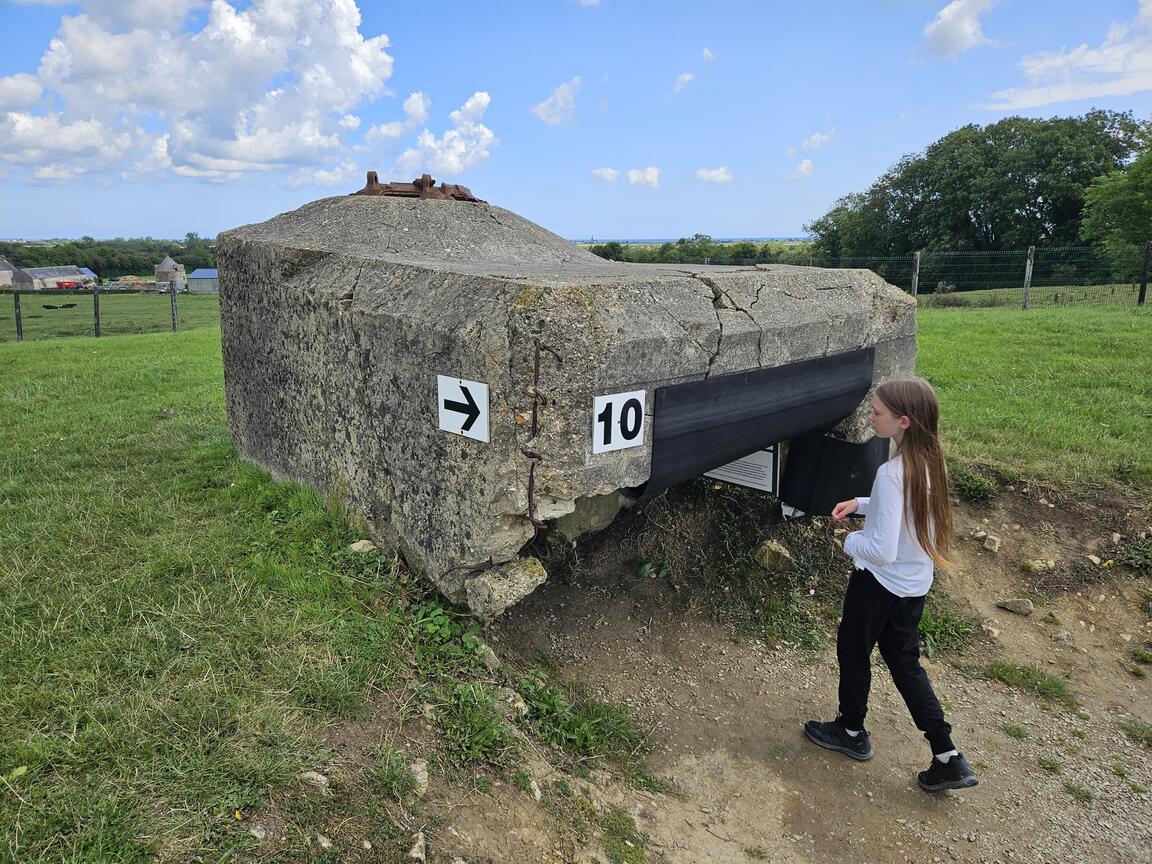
[218,194,915,616]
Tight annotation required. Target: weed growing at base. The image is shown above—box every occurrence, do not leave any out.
[1064,781,1095,804]
[518,670,646,767]
[947,458,997,504]
[1120,720,1152,749]
[985,661,1079,709]
[918,601,978,658]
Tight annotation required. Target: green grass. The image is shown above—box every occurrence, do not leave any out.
[517,670,646,767]
[1063,781,1095,804]
[0,328,545,862]
[0,291,220,341]
[1120,720,1152,749]
[1037,755,1062,774]
[918,602,978,658]
[1003,724,1028,739]
[921,282,1141,309]
[918,306,1152,490]
[947,457,998,503]
[599,807,646,864]
[434,683,516,766]
[984,661,1079,709]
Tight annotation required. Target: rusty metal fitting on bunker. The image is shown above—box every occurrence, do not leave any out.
[353,171,486,203]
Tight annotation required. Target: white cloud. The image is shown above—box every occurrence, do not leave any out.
[788,159,813,180]
[673,72,694,93]
[288,159,359,188]
[695,166,732,183]
[702,48,714,62]
[591,167,619,182]
[980,1,1152,109]
[396,91,497,177]
[626,166,660,187]
[802,131,834,149]
[922,0,997,60]
[532,76,581,126]
[0,73,44,110]
[122,133,172,180]
[3,0,397,183]
[365,91,430,142]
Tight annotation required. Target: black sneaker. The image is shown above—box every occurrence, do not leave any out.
[917,753,979,792]
[803,718,873,761]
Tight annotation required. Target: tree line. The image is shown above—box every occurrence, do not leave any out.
[0,233,216,281]
[589,236,814,265]
[804,109,1151,258]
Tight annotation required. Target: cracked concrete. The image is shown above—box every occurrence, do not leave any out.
[218,193,915,616]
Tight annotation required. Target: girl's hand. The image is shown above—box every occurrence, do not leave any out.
[831,499,858,522]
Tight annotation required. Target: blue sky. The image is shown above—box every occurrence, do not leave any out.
[2,0,1151,241]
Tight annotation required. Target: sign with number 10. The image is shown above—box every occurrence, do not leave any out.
[592,390,647,454]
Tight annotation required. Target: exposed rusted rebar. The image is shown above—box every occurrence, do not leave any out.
[353,171,485,202]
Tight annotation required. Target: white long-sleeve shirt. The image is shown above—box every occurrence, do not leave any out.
[842,454,934,597]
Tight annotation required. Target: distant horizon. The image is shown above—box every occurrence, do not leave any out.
[571,236,809,245]
[2,234,812,245]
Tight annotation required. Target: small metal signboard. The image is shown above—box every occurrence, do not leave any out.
[705,444,779,494]
[437,375,490,442]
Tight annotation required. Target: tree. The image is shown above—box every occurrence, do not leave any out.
[1080,148,1152,245]
[806,110,1150,256]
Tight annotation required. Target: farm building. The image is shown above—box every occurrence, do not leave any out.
[11,264,90,290]
[0,257,15,287]
[155,256,187,291]
[187,268,219,293]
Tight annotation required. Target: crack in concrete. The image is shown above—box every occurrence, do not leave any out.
[696,274,764,374]
[647,288,713,365]
[693,276,725,378]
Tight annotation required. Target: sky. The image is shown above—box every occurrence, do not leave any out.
[2,0,1152,242]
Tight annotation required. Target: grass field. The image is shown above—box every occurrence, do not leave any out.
[0,292,220,341]
[921,282,1141,309]
[0,304,1149,861]
[917,306,1152,489]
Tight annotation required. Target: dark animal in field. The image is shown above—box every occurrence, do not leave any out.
[61,303,77,309]
[42,304,58,310]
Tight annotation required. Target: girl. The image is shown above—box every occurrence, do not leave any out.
[803,377,978,792]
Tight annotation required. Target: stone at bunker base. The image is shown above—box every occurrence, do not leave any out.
[217,174,915,618]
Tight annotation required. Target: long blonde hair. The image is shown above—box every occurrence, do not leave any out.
[874,377,954,570]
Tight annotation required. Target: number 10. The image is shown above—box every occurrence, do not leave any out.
[592,390,646,454]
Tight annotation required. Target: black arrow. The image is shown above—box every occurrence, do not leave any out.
[444,384,481,432]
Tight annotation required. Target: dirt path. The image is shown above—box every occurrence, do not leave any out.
[437,495,1152,864]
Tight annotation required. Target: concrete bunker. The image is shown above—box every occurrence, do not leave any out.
[217,175,916,617]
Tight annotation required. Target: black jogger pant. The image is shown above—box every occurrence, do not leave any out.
[837,568,955,754]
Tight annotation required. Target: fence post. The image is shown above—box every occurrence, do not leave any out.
[1022,245,1035,310]
[1139,241,1151,306]
[910,250,921,296]
[93,283,101,337]
[13,291,22,341]
[169,281,178,331]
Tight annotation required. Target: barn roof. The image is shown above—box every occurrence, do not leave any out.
[189,268,219,278]
[23,265,85,278]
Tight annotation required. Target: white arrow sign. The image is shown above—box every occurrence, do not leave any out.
[437,375,490,442]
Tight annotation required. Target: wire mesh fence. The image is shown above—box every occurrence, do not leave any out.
[0,288,220,342]
[708,244,1150,309]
